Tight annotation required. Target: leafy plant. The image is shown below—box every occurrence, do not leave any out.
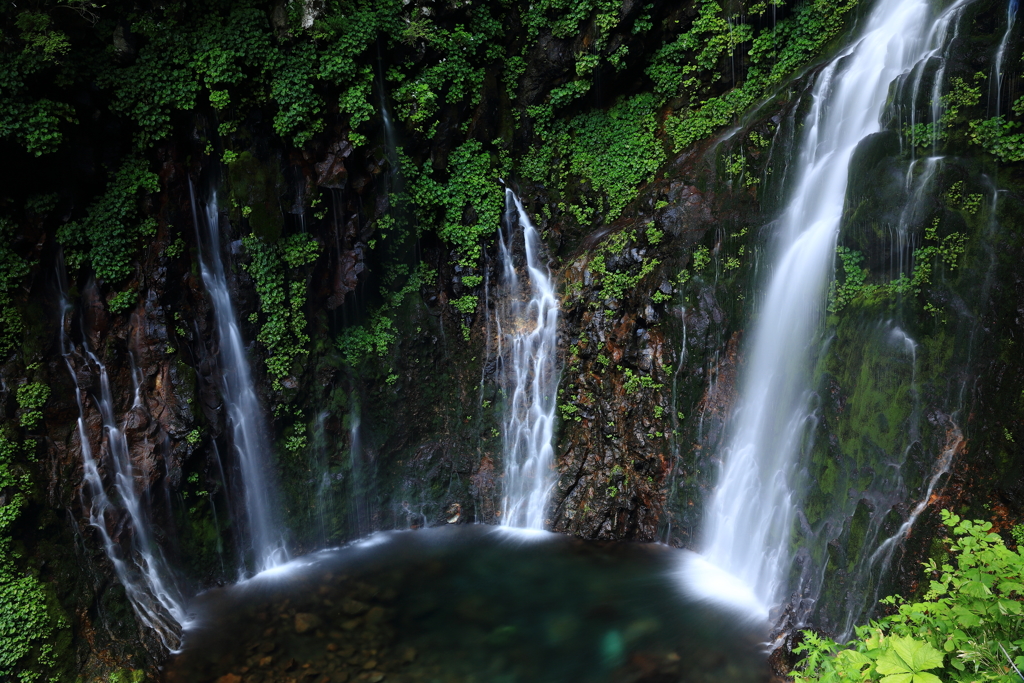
[16,383,50,430]
[793,511,1024,683]
[57,157,159,283]
[241,233,321,389]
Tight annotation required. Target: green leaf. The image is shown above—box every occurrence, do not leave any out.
[877,637,944,676]
[879,673,913,683]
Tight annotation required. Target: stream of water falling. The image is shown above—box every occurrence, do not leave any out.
[993,0,1018,115]
[498,190,559,530]
[690,0,972,621]
[58,283,187,649]
[190,182,287,574]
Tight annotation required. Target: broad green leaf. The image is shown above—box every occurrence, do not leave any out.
[962,580,993,597]
[911,672,943,683]
[997,598,1022,615]
[877,648,913,676]
[879,674,913,683]
[879,636,944,674]
[836,650,874,669]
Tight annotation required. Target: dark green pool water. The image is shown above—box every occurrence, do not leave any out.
[166,526,768,683]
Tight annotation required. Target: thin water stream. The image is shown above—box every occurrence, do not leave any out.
[191,181,287,574]
[59,279,187,649]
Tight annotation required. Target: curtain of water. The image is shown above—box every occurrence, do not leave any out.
[498,191,559,530]
[58,279,187,650]
[190,181,287,574]
[693,0,971,620]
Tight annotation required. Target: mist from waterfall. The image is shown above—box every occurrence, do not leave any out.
[497,190,559,530]
[691,0,971,621]
[191,181,287,575]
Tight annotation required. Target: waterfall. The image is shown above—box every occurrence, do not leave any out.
[348,398,370,536]
[498,190,559,530]
[691,0,970,620]
[993,0,1018,114]
[310,410,335,547]
[190,182,287,574]
[59,285,187,650]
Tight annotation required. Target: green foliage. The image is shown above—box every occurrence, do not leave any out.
[662,0,859,150]
[827,246,868,313]
[107,669,145,683]
[793,511,1024,683]
[0,428,69,681]
[337,264,435,366]
[647,0,752,98]
[524,94,664,223]
[241,233,321,389]
[692,246,711,272]
[16,383,50,430]
[558,402,582,422]
[828,219,965,314]
[451,295,479,316]
[57,157,159,283]
[0,219,31,359]
[970,116,1024,163]
[587,228,662,304]
[406,140,503,264]
[907,75,983,149]
[106,289,136,314]
[0,44,77,156]
[622,368,663,395]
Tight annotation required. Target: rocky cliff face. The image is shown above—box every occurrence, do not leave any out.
[2,0,1024,679]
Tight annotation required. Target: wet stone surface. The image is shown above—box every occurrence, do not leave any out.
[166,526,768,683]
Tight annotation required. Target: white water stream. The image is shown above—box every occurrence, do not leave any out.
[59,288,187,650]
[691,0,971,620]
[498,190,559,530]
[191,183,287,574]
[993,0,1018,115]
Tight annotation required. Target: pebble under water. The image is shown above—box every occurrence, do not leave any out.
[166,526,768,683]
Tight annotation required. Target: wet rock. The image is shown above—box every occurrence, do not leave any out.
[295,613,322,634]
[342,598,369,615]
[316,140,353,189]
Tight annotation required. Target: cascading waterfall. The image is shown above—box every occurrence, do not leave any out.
[497,190,559,530]
[691,0,971,621]
[190,182,287,574]
[59,288,187,650]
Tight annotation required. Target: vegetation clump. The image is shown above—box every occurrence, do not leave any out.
[794,511,1024,683]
